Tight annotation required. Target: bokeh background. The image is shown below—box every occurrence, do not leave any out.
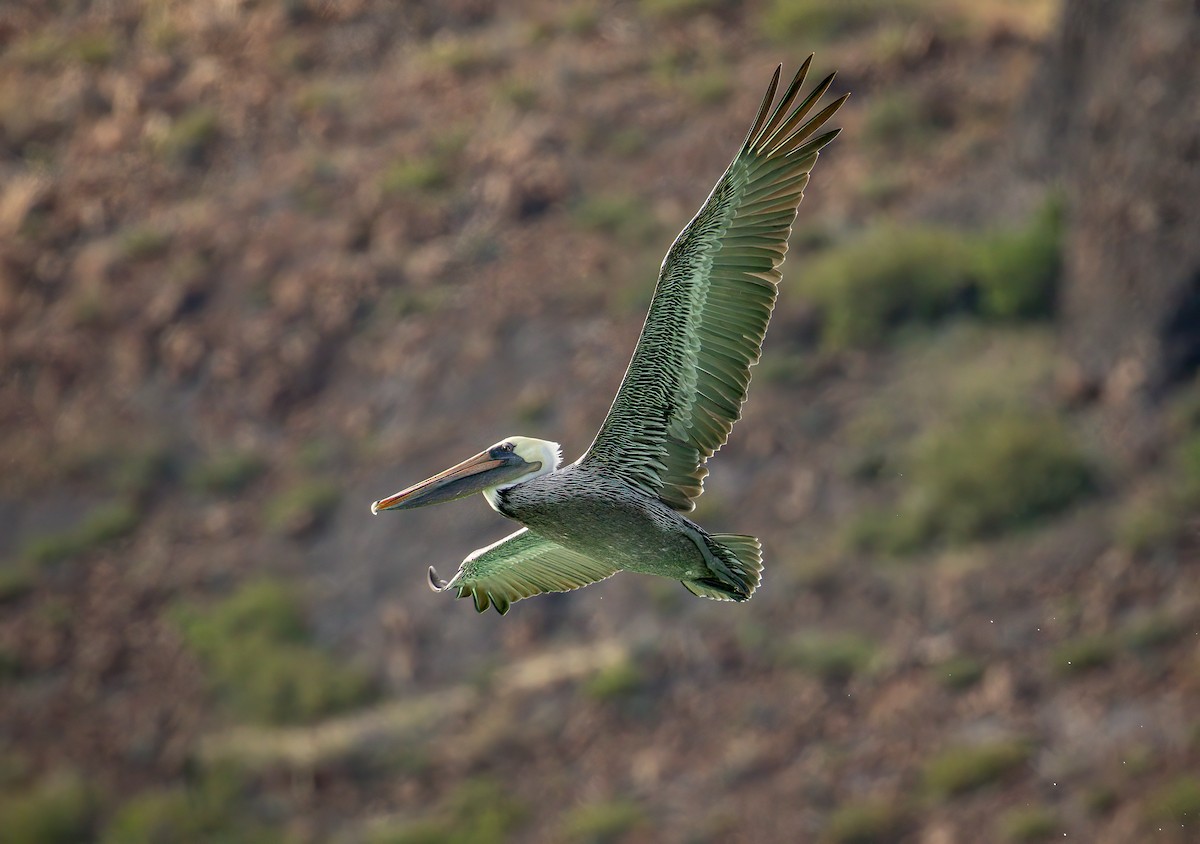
[1,0,1198,841]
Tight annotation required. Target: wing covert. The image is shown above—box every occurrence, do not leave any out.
[581,59,846,511]
[428,528,619,615]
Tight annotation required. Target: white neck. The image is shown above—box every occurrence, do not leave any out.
[480,436,561,512]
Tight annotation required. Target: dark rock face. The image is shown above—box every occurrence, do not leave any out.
[1030,0,1200,399]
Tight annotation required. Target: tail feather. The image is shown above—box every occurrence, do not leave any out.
[682,534,763,602]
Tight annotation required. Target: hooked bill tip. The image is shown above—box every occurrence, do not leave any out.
[428,566,450,591]
[370,500,380,515]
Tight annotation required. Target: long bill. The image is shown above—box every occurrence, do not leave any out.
[371,449,532,514]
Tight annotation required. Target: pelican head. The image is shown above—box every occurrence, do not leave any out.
[371,436,561,514]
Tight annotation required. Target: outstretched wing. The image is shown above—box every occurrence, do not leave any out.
[581,59,846,511]
[428,528,620,615]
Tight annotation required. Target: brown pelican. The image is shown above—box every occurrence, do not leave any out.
[373,59,846,614]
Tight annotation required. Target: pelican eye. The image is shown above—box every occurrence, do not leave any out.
[492,442,516,457]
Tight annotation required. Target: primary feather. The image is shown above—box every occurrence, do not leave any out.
[582,59,847,511]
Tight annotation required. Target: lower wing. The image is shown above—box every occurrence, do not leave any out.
[428,528,620,614]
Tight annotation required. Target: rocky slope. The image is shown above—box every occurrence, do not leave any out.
[1,2,1197,842]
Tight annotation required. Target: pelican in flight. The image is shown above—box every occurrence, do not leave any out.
[373,59,846,614]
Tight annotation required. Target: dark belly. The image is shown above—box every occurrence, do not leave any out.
[504,477,710,578]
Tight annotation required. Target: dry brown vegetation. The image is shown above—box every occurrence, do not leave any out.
[1,1,1197,842]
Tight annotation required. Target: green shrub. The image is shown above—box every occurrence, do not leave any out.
[607,127,649,158]
[293,82,352,117]
[1083,784,1118,816]
[173,580,375,724]
[640,0,725,18]
[71,32,117,66]
[265,480,340,536]
[1000,806,1057,842]
[844,509,907,556]
[79,501,140,544]
[176,579,306,651]
[859,414,1094,552]
[103,789,266,844]
[914,414,1093,540]
[863,91,942,150]
[188,451,266,496]
[103,766,287,844]
[0,748,30,788]
[801,200,1062,349]
[427,36,498,77]
[584,658,645,700]
[823,798,907,844]
[513,387,554,426]
[381,156,450,195]
[1117,488,1190,554]
[756,351,817,385]
[22,532,87,566]
[70,286,109,326]
[296,437,339,471]
[0,565,34,602]
[685,69,733,105]
[781,631,876,682]
[0,646,22,683]
[857,170,909,206]
[61,442,174,497]
[933,655,985,691]
[1121,429,1200,553]
[1120,743,1155,778]
[1051,634,1116,676]
[157,108,219,165]
[109,445,174,497]
[573,193,657,242]
[118,226,171,261]
[223,641,375,725]
[1144,776,1200,825]
[382,286,449,319]
[760,0,922,41]
[801,225,975,349]
[444,778,529,844]
[12,30,118,68]
[923,740,1030,798]
[1168,378,1200,432]
[21,500,141,566]
[561,799,645,843]
[975,199,1062,320]
[1177,431,1200,502]
[0,772,93,844]
[1121,611,1182,651]
[370,820,452,844]
[496,78,539,110]
[105,789,215,844]
[9,31,68,69]
[560,5,601,36]
[370,778,527,844]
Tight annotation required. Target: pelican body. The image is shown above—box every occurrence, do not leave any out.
[494,454,759,599]
[373,60,846,614]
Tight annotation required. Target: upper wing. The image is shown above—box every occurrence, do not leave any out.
[580,59,846,511]
[427,528,619,615]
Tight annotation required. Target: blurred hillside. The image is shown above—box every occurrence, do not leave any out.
[1,1,1198,842]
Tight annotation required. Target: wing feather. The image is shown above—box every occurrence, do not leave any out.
[429,528,619,615]
[581,60,846,511]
